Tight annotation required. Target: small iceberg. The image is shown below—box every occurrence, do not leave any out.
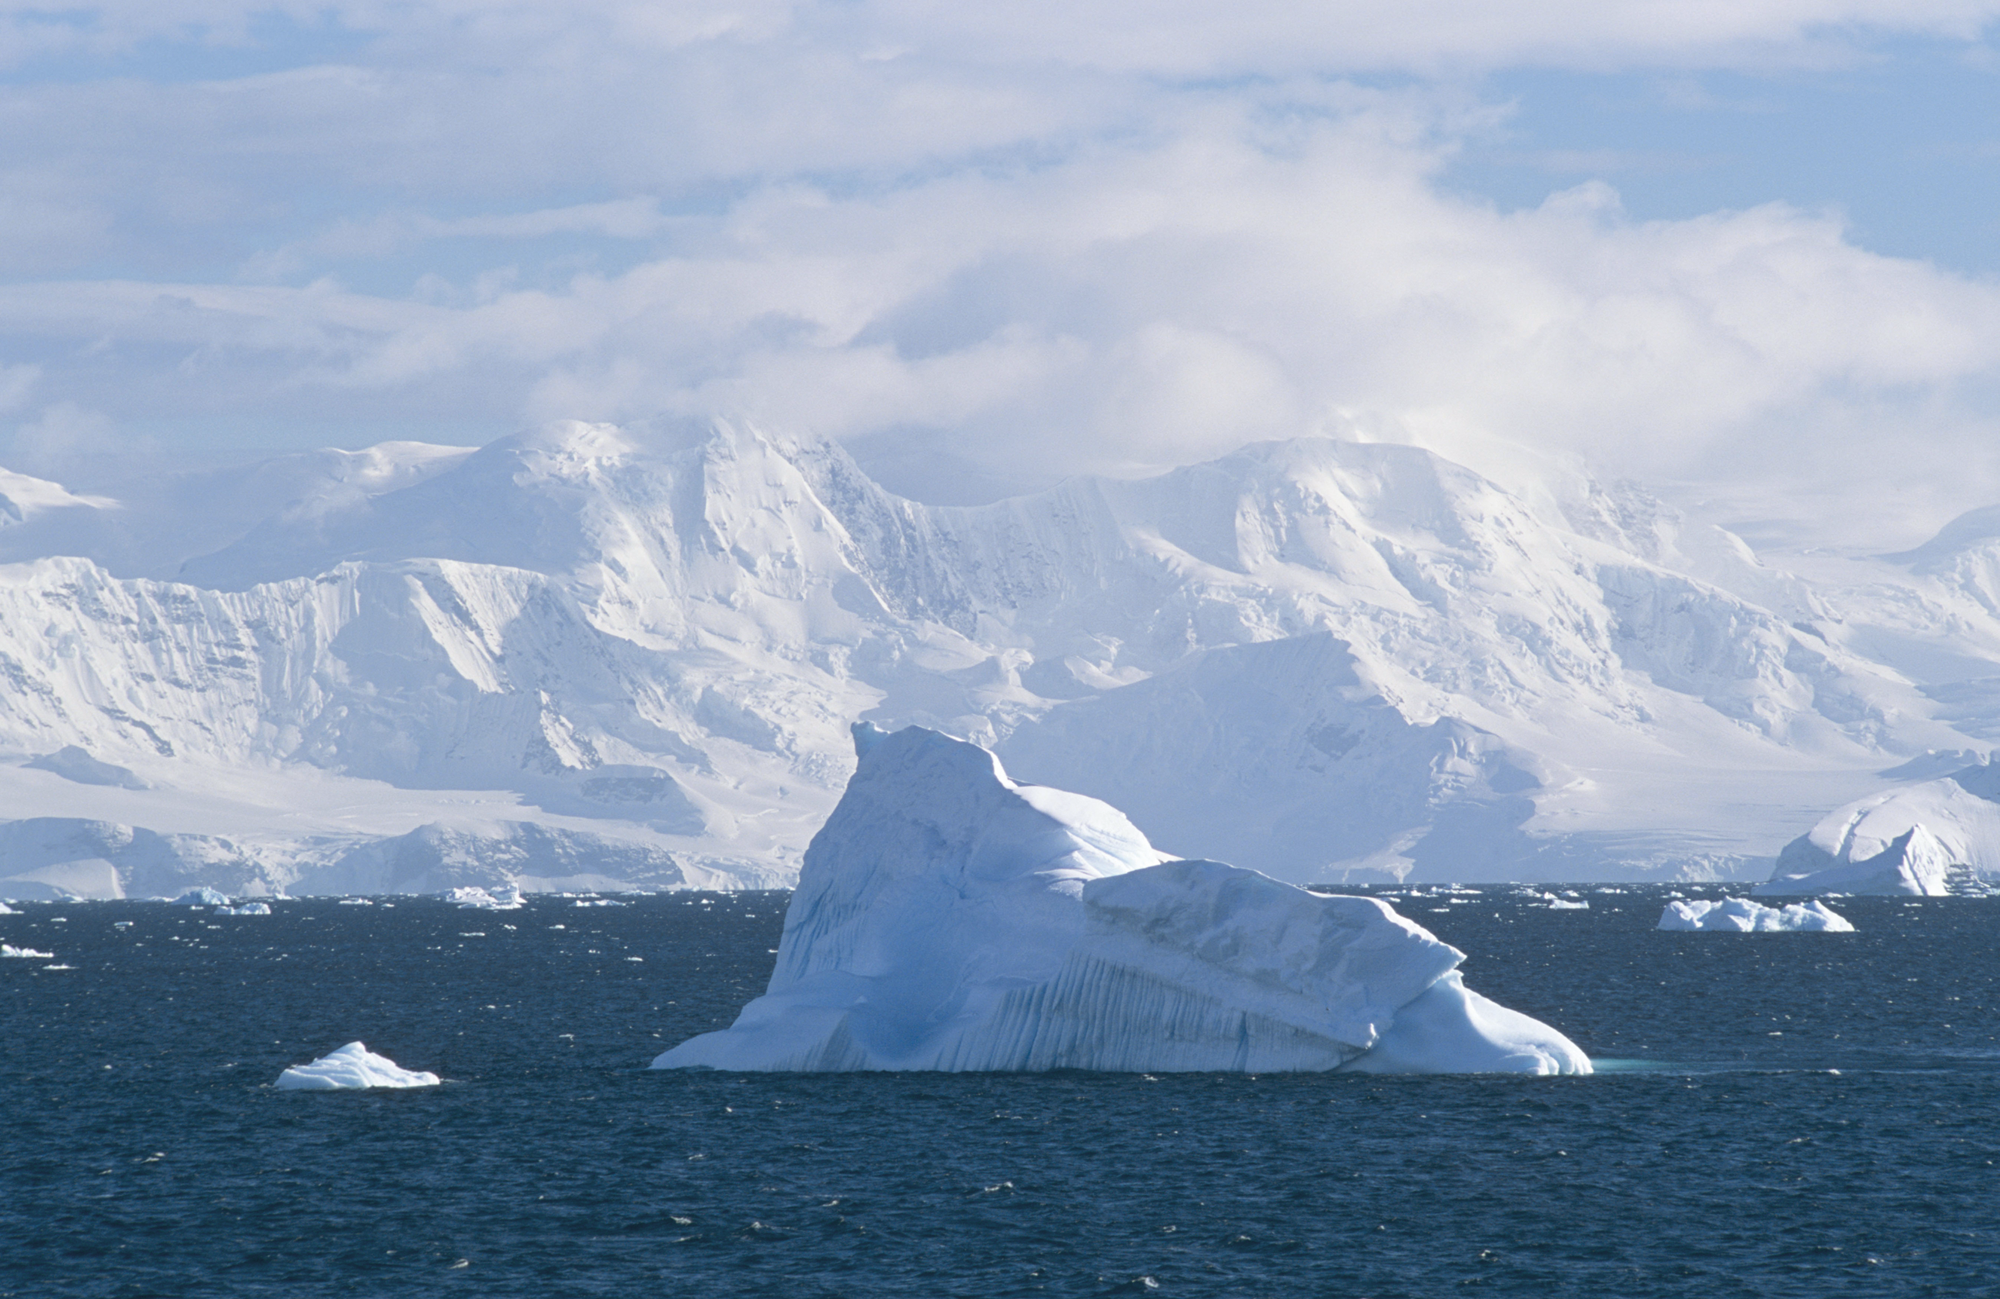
[274,1042,441,1090]
[444,884,524,911]
[172,888,232,907]
[215,901,272,915]
[2,943,54,958]
[1659,898,1854,933]
[656,724,1589,1076]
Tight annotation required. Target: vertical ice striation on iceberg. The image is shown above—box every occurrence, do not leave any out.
[655,724,1589,1075]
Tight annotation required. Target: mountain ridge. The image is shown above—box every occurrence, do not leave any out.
[0,419,1992,897]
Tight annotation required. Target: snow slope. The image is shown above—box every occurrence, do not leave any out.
[0,418,1991,896]
[656,725,1589,1074]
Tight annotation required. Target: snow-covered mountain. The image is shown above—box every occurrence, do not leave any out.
[0,417,1993,898]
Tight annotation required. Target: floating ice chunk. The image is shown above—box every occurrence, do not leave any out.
[444,884,523,910]
[655,724,1589,1076]
[0,901,14,913]
[336,898,374,906]
[172,888,231,907]
[2,943,54,958]
[1658,898,1854,932]
[215,902,271,915]
[274,1042,440,1090]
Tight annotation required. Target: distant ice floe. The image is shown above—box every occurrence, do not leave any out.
[1659,898,1855,932]
[173,888,232,906]
[215,901,271,915]
[656,724,1590,1076]
[0,901,15,914]
[444,884,523,910]
[2,943,54,958]
[274,1042,440,1090]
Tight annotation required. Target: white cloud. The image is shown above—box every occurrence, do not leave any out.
[10,401,127,473]
[0,2,1997,546]
[13,1,2000,73]
[7,97,1994,538]
[0,364,36,412]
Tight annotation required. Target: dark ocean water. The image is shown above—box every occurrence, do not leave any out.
[4,887,1999,1298]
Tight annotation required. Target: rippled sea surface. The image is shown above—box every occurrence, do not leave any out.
[5,887,2000,1297]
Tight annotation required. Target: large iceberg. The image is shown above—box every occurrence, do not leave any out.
[1659,897,1855,932]
[274,1042,440,1090]
[1756,763,2000,896]
[1758,826,1957,897]
[655,725,1589,1075]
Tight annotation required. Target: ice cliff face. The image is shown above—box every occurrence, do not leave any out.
[656,725,1590,1074]
[0,418,1984,897]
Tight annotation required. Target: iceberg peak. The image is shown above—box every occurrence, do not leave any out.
[850,720,889,759]
[656,725,1588,1075]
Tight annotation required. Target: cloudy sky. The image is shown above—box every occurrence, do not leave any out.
[3,1,2000,547]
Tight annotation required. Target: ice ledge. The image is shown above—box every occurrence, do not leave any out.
[656,725,1589,1076]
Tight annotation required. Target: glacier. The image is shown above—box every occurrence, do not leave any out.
[6,417,2000,895]
[1659,898,1855,932]
[655,724,1590,1075]
[274,1042,440,1090]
